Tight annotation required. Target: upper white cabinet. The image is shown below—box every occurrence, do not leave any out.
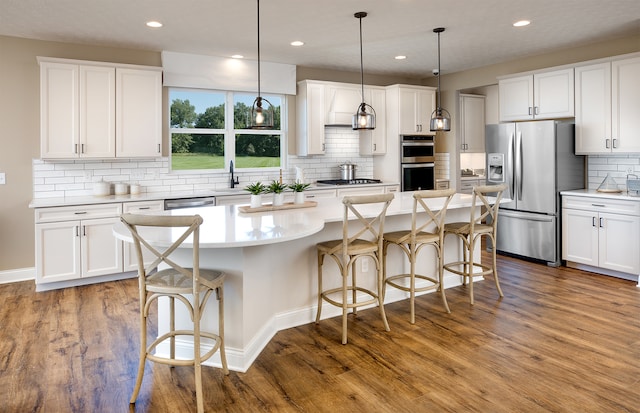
[388,85,436,135]
[459,94,485,153]
[38,57,162,159]
[115,68,163,157]
[359,86,387,155]
[498,68,574,121]
[296,80,326,156]
[575,55,640,154]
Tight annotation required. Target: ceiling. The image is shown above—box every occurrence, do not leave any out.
[1,0,639,78]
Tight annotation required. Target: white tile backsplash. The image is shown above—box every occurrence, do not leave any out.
[587,154,640,191]
[32,127,375,199]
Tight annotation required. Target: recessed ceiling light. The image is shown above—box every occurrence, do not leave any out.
[290,41,304,47]
[395,55,407,60]
[513,20,531,27]
[146,21,163,28]
[231,54,244,59]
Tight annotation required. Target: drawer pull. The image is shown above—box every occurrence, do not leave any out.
[591,204,605,208]
[74,211,88,215]
[138,207,151,210]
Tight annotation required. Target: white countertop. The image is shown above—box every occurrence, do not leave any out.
[561,189,640,202]
[113,191,482,249]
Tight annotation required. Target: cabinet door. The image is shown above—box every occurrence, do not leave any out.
[399,88,419,134]
[416,89,436,133]
[40,62,79,159]
[81,217,123,278]
[35,221,82,283]
[296,81,326,155]
[115,68,162,157]
[612,56,640,153]
[359,87,387,155]
[460,94,485,152]
[534,68,574,119]
[80,65,115,158]
[598,212,640,274]
[561,208,598,266]
[499,75,534,121]
[216,195,251,206]
[575,62,611,154]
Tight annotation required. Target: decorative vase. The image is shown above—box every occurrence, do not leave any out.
[273,192,284,206]
[294,191,305,204]
[250,194,262,208]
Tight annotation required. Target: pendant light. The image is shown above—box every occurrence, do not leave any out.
[430,27,451,132]
[249,0,274,129]
[352,12,376,130]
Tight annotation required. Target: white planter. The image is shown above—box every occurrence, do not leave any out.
[294,192,305,204]
[272,192,284,206]
[250,194,262,208]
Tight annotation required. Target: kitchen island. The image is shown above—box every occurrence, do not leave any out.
[113,191,488,372]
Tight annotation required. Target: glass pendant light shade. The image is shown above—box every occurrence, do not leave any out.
[429,27,451,132]
[352,102,376,130]
[250,96,274,129]
[353,11,375,131]
[248,0,274,129]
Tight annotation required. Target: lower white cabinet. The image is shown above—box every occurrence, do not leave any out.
[459,178,485,194]
[35,203,123,284]
[122,200,164,271]
[562,195,640,276]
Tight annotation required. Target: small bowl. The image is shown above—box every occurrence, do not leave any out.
[114,183,129,195]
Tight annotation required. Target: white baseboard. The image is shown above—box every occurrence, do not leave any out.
[0,267,35,284]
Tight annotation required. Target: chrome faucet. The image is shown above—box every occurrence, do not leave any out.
[229,160,239,188]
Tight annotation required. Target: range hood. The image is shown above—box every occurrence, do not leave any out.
[325,86,362,127]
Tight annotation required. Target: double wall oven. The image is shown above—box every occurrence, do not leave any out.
[401,135,435,191]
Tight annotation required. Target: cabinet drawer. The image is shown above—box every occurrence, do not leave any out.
[35,203,123,223]
[122,200,164,213]
[562,196,640,216]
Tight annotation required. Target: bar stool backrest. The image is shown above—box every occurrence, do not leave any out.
[470,184,507,233]
[410,188,456,244]
[339,193,395,258]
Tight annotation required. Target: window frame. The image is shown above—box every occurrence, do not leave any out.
[168,87,287,173]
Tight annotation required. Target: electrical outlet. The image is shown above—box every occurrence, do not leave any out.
[626,167,634,175]
[361,259,369,272]
[84,170,93,181]
[131,170,144,180]
[0,172,5,185]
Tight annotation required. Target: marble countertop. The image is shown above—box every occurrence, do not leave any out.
[113,191,483,249]
[560,189,640,201]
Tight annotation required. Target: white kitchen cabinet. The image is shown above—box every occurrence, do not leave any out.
[122,200,164,271]
[216,194,250,206]
[562,195,640,277]
[296,80,326,156]
[459,94,485,153]
[575,55,640,154]
[359,87,387,155]
[115,68,163,157]
[337,186,385,197]
[35,203,123,284]
[325,83,361,126]
[498,68,574,121]
[38,57,162,159]
[390,85,436,135]
[459,178,485,194]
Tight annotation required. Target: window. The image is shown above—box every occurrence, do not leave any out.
[169,88,284,171]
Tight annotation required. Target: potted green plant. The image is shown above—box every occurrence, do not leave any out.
[267,180,287,206]
[244,182,266,208]
[288,181,310,204]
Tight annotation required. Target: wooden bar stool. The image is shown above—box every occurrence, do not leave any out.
[315,193,394,344]
[120,213,229,413]
[383,188,456,324]
[443,184,507,304]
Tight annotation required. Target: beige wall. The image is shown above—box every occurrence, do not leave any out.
[1,32,638,273]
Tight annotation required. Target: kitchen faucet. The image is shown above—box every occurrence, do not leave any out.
[229,160,239,188]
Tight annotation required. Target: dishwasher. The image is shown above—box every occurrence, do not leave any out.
[164,196,216,210]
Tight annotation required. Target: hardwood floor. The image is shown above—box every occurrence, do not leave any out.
[1,253,639,412]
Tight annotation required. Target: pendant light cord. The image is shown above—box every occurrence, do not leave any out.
[359,14,365,102]
[256,0,261,98]
[436,30,441,110]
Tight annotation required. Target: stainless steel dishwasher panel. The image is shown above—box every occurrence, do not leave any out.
[164,197,216,210]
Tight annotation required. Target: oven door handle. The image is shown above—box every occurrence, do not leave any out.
[402,162,435,168]
[401,142,434,147]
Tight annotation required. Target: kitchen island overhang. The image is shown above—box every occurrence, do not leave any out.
[113,192,499,372]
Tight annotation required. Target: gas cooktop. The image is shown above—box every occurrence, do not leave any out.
[316,179,382,186]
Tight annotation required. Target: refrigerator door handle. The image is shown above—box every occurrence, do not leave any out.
[516,130,523,201]
[508,132,515,197]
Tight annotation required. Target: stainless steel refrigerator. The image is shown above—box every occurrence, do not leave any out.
[485,121,585,266]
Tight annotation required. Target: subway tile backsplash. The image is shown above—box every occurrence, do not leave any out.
[587,154,640,191]
[32,127,374,199]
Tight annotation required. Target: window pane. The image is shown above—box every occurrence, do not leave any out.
[234,94,281,129]
[235,134,281,168]
[171,133,225,170]
[170,90,225,129]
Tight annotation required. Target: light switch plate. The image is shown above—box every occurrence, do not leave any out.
[0,173,5,185]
